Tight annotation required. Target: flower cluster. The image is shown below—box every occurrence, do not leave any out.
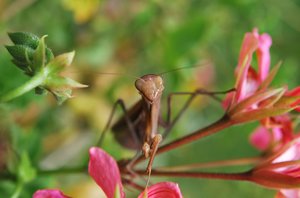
[33,147,183,198]
[223,29,300,124]
[222,28,300,198]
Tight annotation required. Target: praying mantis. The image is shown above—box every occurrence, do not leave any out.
[98,69,234,178]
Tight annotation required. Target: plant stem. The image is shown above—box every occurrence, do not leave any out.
[0,71,45,102]
[133,115,232,165]
[11,181,23,198]
[155,156,262,171]
[135,169,251,182]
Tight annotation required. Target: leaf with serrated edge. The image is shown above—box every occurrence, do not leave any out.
[8,32,39,48]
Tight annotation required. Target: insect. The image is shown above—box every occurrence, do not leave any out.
[98,67,234,177]
[111,74,164,174]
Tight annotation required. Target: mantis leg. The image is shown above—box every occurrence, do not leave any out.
[96,100,147,181]
[162,88,235,138]
[97,99,140,148]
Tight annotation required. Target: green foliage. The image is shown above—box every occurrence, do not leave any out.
[2,32,86,104]
[5,32,53,76]
[17,152,36,183]
[0,0,300,197]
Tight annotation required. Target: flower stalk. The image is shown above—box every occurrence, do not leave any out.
[135,169,252,182]
[0,69,46,102]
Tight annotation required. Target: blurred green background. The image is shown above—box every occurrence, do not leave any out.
[0,0,300,197]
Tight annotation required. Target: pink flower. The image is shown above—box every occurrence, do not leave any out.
[223,28,300,123]
[33,147,183,198]
[33,189,71,198]
[250,115,294,151]
[223,28,275,116]
[231,28,272,104]
[88,147,124,198]
[276,190,300,198]
[250,126,271,151]
[249,137,300,196]
[88,147,183,198]
[33,147,182,198]
[137,182,182,198]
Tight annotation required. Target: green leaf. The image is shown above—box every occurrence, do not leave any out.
[11,59,30,73]
[8,32,39,49]
[32,35,47,71]
[5,45,34,63]
[17,152,36,183]
[46,47,54,62]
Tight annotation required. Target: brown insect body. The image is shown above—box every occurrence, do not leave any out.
[112,74,164,172]
[112,100,145,149]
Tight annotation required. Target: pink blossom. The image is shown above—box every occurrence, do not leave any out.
[33,189,71,198]
[34,147,183,198]
[138,182,183,198]
[276,189,300,198]
[233,28,272,104]
[252,28,272,81]
[223,28,273,113]
[249,137,300,195]
[223,29,300,124]
[88,147,124,198]
[88,147,183,198]
[250,126,271,151]
[250,115,293,151]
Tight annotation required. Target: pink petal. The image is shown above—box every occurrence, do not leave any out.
[33,189,70,198]
[88,147,124,198]
[252,28,272,81]
[273,137,300,163]
[243,67,260,99]
[272,115,294,144]
[235,33,259,102]
[280,189,300,198]
[249,126,271,151]
[138,182,183,198]
[222,92,234,109]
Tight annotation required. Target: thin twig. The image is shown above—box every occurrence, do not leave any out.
[155,157,262,172]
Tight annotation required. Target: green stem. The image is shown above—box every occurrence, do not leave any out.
[0,70,46,102]
[11,181,23,198]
